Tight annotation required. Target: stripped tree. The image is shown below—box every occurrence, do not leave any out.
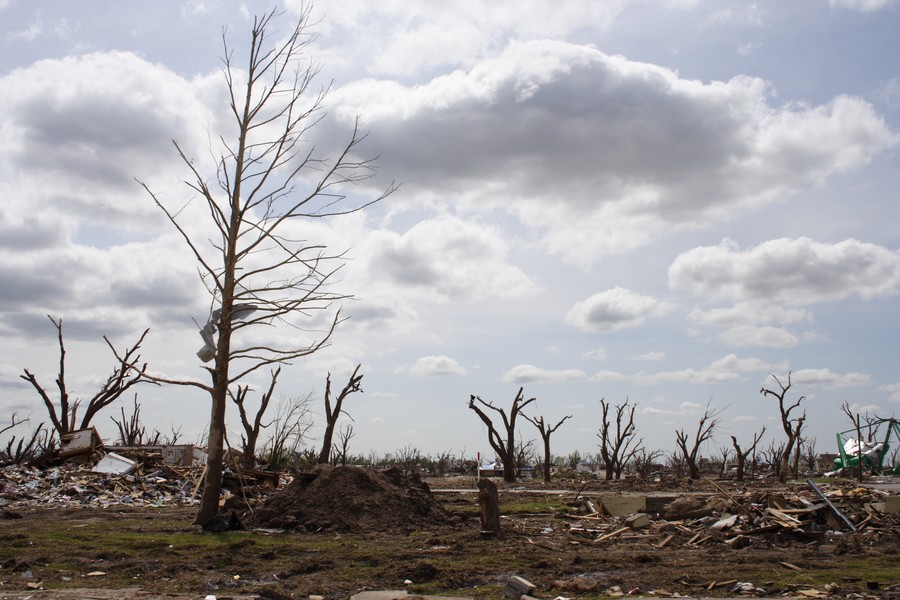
[22,315,150,437]
[760,372,806,483]
[730,426,766,482]
[318,364,364,464]
[675,402,724,479]
[468,388,536,483]
[597,398,642,480]
[136,8,395,525]
[522,412,571,483]
[234,367,281,469]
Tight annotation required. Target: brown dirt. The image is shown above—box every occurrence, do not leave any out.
[1,472,898,599]
[251,465,452,533]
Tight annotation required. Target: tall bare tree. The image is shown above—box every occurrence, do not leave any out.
[318,364,363,464]
[597,398,641,480]
[760,372,806,483]
[333,423,354,466]
[22,315,150,437]
[137,9,395,524]
[730,427,765,482]
[674,402,724,479]
[260,390,315,471]
[522,412,571,483]
[234,367,281,469]
[468,388,536,483]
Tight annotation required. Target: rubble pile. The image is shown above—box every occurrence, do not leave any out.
[0,458,200,509]
[253,464,453,533]
[562,479,900,551]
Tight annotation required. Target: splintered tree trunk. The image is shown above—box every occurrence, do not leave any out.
[477,478,502,537]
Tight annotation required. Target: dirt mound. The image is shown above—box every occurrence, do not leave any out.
[253,465,453,533]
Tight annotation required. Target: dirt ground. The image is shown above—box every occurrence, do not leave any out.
[1,469,898,600]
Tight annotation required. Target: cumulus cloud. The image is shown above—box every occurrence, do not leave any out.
[634,351,665,361]
[322,42,896,266]
[357,215,536,303]
[719,325,799,348]
[636,353,771,385]
[567,287,672,333]
[790,368,871,389]
[829,0,900,10]
[670,238,900,306]
[408,355,467,376]
[879,383,900,402]
[503,364,588,384]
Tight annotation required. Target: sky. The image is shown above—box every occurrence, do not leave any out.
[1,0,899,466]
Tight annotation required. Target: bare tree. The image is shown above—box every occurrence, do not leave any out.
[760,372,806,483]
[333,423,354,466]
[234,367,281,469]
[318,364,363,464]
[717,446,731,478]
[513,435,536,478]
[110,395,156,446]
[597,398,641,480]
[1,415,49,467]
[666,450,685,478]
[21,316,150,437]
[522,412,571,483]
[675,402,724,479]
[632,447,664,479]
[394,444,422,475]
[260,390,315,471]
[468,388,536,483]
[730,427,766,482]
[136,7,395,524]
[801,436,818,474]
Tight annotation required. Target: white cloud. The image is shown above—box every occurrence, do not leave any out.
[790,368,872,389]
[634,351,665,361]
[688,303,811,327]
[583,347,608,360]
[670,238,900,306]
[829,0,900,11]
[636,353,770,385]
[879,383,900,402]
[324,43,896,266]
[567,287,672,332]
[503,364,588,384]
[719,325,799,348]
[408,355,467,376]
[357,215,536,303]
[591,370,628,382]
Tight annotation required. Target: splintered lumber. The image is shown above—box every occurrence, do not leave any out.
[594,526,629,543]
[766,507,803,528]
[656,534,675,548]
[708,479,754,518]
[807,478,857,533]
[780,562,802,571]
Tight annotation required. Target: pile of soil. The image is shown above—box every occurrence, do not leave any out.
[252,465,453,533]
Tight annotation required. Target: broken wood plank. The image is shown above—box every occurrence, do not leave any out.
[656,533,674,548]
[780,562,802,571]
[593,526,629,543]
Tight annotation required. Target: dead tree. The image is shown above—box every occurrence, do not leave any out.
[730,427,766,482]
[632,447,664,479]
[110,395,148,446]
[137,7,396,525]
[522,412,571,482]
[801,437,818,473]
[233,367,281,469]
[597,398,641,480]
[261,390,315,471]
[1,415,49,467]
[333,423,355,466]
[760,372,806,483]
[318,364,363,464]
[21,315,151,437]
[675,402,724,479]
[468,388,536,483]
[717,446,731,478]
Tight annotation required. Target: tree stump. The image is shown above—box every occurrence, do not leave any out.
[477,478,502,537]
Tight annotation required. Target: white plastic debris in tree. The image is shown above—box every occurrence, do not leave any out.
[196,303,258,362]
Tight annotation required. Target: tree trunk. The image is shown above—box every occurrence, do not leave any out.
[477,478,502,537]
